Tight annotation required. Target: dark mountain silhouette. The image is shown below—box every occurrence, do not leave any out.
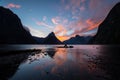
[0,6,36,44]
[43,32,62,44]
[33,36,45,44]
[91,2,120,44]
[64,35,92,44]
[33,32,62,44]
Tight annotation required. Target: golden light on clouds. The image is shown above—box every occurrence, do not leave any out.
[56,36,70,42]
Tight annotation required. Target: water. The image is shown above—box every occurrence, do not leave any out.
[0,45,120,80]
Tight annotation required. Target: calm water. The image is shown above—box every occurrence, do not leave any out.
[0,45,120,80]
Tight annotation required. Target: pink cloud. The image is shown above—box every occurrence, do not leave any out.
[68,18,102,36]
[54,24,67,36]
[79,6,85,11]
[59,0,120,37]
[32,18,53,29]
[36,21,53,29]
[89,0,101,10]
[72,16,79,19]
[51,18,58,25]
[61,0,65,4]
[69,0,85,10]
[6,3,21,9]
[86,19,102,31]
[65,5,70,10]
[51,17,68,25]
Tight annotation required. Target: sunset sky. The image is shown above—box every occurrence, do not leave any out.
[0,0,119,41]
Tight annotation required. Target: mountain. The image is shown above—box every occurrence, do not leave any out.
[63,35,92,44]
[33,32,62,44]
[0,6,36,44]
[43,32,62,44]
[91,2,120,44]
[33,36,45,44]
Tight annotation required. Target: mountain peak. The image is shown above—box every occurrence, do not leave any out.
[43,32,62,44]
[48,32,55,37]
[75,35,80,38]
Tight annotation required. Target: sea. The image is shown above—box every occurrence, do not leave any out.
[0,45,120,80]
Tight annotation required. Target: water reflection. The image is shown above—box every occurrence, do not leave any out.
[27,48,56,64]
[89,46,120,80]
[46,48,56,58]
[0,52,29,80]
[0,45,119,80]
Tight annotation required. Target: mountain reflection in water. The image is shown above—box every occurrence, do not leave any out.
[0,45,120,80]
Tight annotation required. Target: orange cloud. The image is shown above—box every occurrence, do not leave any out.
[86,19,102,31]
[59,0,119,38]
[56,36,70,42]
[54,25,67,36]
[52,18,100,38]
[6,3,21,9]
[70,18,102,36]
[54,24,70,41]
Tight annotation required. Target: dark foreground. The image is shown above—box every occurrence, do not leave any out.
[0,45,120,80]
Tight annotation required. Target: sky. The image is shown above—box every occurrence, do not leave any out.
[0,0,119,41]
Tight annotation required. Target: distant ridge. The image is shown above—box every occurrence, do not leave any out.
[63,35,92,44]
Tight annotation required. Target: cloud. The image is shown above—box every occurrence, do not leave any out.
[58,0,117,37]
[68,18,101,36]
[62,0,86,13]
[51,16,70,41]
[65,5,70,10]
[43,16,47,21]
[79,6,85,11]
[82,28,98,36]
[53,24,71,41]
[29,0,120,40]
[51,16,100,39]
[56,36,70,41]
[36,21,53,29]
[28,26,45,37]
[85,19,102,31]
[89,0,101,10]
[32,18,53,29]
[6,3,21,9]
[52,16,68,25]
[23,26,30,32]
[54,24,67,36]
[51,18,58,25]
